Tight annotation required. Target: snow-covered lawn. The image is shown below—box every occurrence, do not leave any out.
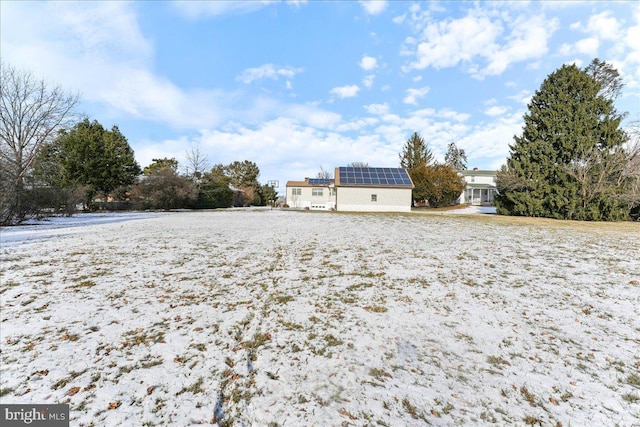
[1,210,639,426]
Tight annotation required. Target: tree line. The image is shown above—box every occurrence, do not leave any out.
[3,57,638,224]
[0,64,277,225]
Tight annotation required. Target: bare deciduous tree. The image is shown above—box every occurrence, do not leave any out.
[317,166,333,179]
[347,161,369,168]
[565,142,640,209]
[0,64,78,224]
[184,145,209,181]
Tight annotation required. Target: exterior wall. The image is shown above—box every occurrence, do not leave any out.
[465,175,495,185]
[336,187,412,212]
[286,186,335,210]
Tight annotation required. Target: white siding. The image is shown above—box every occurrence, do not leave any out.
[464,174,495,185]
[286,186,335,210]
[336,187,412,212]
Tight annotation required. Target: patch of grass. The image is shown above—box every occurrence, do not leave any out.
[244,331,271,351]
[622,393,640,403]
[0,387,14,397]
[68,280,97,289]
[625,372,640,387]
[369,368,392,382]
[364,305,388,313]
[274,294,294,304]
[323,334,343,347]
[340,294,357,304]
[122,328,166,347]
[520,386,537,407]
[279,320,303,331]
[141,357,164,369]
[176,377,205,395]
[523,415,542,426]
[189,343,206,352]
[401,398,426,421]
[487,355,511,369]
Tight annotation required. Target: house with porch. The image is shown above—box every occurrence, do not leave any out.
[457,169,498,205]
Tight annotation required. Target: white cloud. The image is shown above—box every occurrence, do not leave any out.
[484,106,508,116]
[359,0,387,15]
[402,7,556,78]
[360,55,378,70]
[480,15,557,77]
[459,113,524,162]
[0,2,232,129]
[237,64,304,84]
[404,9,501,71]
[392,13,406,25]
[363,74,375,88]
[364,103,390,115]
[171,1,274,18]
[403,86,430,105]
[575,37,599,55]
[330,85,360,98]
[507,90,532,105]
[587,11,621,41]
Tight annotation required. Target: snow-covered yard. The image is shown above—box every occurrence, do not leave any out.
[1,210,639,426]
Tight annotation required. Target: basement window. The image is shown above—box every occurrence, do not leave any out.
[371,194,377,202]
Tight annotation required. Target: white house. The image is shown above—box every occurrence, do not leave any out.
[285,167,414,212]
[285,178,335,210]
[457,169,498,205]
[334,167,414,212]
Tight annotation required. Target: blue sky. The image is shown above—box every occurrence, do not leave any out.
[2,1,639,191]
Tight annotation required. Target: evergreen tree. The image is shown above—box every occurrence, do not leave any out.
[195,167,234,209]
[444,141,467,171]
[43,118,141,208]
[399,132,433,170]
[495,61,631,220]
[143,158,179,175]
[224,160,261,205]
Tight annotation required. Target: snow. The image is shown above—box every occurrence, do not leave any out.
[1,210,639,426]
[443,205,497,215]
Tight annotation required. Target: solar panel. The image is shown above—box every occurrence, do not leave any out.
[337,167,412,186]
[308,178,333,185]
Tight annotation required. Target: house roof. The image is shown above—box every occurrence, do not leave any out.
[334,167,414,189]
[285,178,335,188]
[466,183,497,189]
[462,169,497,176]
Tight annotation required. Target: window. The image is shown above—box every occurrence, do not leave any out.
[292,188,301,196]
[470,176,475,182]
[312,188,323,196]
[371,194,377,202]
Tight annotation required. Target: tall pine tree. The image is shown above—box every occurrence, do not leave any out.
[495,61,631,220]
[399,132,433,170]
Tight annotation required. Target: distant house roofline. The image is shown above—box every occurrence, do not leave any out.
[461,169,497,176]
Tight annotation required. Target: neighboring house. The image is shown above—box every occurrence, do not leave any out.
[285,178,336,210]
[228,184,246,207]
[457,169,498,205]
[286,167,414,212]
